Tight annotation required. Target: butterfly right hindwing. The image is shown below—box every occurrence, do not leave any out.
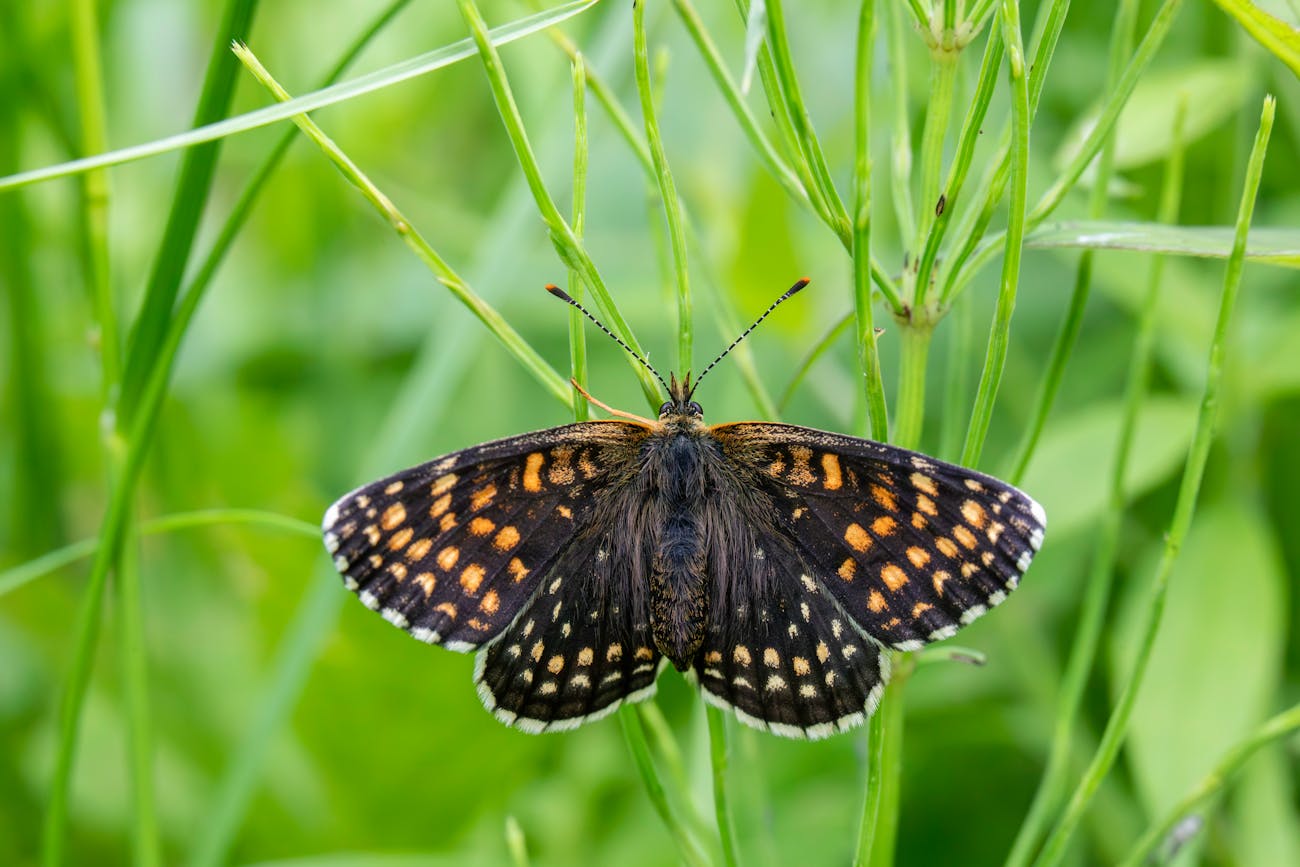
[711,423,1046,652]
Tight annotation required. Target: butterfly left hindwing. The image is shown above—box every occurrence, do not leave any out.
[323,420,649,651]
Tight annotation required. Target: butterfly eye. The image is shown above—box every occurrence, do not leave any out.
[658,401,674,416]
[687,401,703,416]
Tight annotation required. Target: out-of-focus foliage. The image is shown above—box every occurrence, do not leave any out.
[2,1,1299,865]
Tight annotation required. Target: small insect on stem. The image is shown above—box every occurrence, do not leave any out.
[935,193,946,217]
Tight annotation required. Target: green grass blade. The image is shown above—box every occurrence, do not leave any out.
[619,707,711,867]
[960,0,1030,468]
[1208,0,1300,77]
[569,52,590,421]
[1120,701,1300,867]
[1024,221,1300,266]
[458,0,662,408]
[0,1,601,194]
[115,0,259,426]
[1031,94,1274,867]
[852,0,889,442]
[706,706,742,867]
[234,44,572,408]
[1006,0,1139,487]
[633,0,693,376]
[1005,90,1185,867]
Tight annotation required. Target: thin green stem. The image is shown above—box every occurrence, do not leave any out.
[903,0,931,30]
[854,685,889,866]
[912,26,1002,313]
[505,816,530,867]
[707,706,741,867]
[42,6,260,863]
[71,0,119,394]
[673,0,807,204]
[1005,87,1184,867]
[912,51,958,295]
[886,0,917,238]
[893,326,933,450]
[864,656,913,867]
[569,53,590,421]
[457,0,662,407]
[619,708,711,867]
[0,508,320,600]
[737,0,835,232]
[115,0,259,426]
[1120,702,1300,867]
[1007,0,1138,486]
[113,511,159,867]
[852,0,888,442]
[1027,0,1185,226]
[633,0,692,376]
[764,0,851,238]
[938,291,972,461]
[960,0,1029,469]
[938,0,1072,305]
[777,311,854,414]
[235,44,571,408]
[1032,95,1274,867]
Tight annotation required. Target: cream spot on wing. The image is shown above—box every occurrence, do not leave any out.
[932,570,950,596]
[437,546,459,571]
[388,526,413,550]
[480,590,500,615]
[431,474,458,496]
[910,472,938,495]
[906,547,930,568]
[384,480,404,495]
[764,648,780,668]
[406,537,432,561]
[733,646,752,665]
[460,563,485,593]
[953,525,979,549]
[962,499,987,528]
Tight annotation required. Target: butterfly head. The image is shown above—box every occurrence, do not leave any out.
[658,372,704,422]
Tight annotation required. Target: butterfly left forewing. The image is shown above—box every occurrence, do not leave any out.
[323,420,649,651]
[711,422,1046,652]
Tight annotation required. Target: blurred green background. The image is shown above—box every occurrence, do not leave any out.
[2,0,1299,864]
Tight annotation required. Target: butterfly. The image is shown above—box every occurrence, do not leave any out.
[322,280,1046,739]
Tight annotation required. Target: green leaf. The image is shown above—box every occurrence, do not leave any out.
[1018,397,1196,539]
[1209,0,1300,78]
[1110,502,1287,815]
[1026,220,1300,268]
[1054,60,1255,170]
[0,0,600,192]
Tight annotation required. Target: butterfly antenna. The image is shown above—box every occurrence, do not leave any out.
[689,277,810,397]
[545,285,671,396]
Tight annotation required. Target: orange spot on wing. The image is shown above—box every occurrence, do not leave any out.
[881,563,909,591]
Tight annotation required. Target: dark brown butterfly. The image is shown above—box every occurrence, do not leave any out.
[323,281,1045,739]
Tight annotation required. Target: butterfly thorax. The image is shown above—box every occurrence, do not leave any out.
[642,414,717,671]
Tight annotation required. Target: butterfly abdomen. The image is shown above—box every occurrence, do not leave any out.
[646,431,712,670]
